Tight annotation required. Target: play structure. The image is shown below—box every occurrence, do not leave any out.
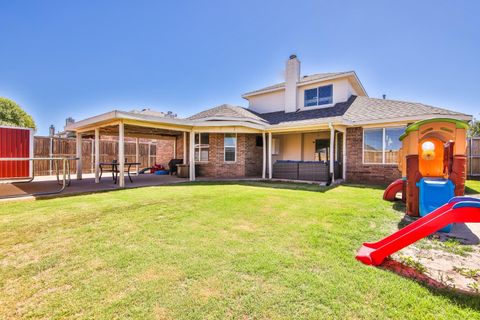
[357,118,480,266]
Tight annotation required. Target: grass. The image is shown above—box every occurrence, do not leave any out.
[0,181,479,319]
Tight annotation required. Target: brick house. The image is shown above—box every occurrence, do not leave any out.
[67,55,471,186]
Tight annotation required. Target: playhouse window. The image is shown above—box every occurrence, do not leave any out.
[363,127,404,164]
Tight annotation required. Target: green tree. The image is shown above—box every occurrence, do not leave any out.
[0,97,36,129]
[469,118,480,137]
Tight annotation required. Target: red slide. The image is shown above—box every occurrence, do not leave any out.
[383,179,404,201]
[356,197,480,266]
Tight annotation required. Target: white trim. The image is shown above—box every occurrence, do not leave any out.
[76,132,83,180]
[189,131,196,181]
[29,128,34,177]
[268,132,272,179]
[183,132,187,164]
[118,122,125,188]
[135,138,140,175]
[262,132,266,179]
[241,71,367,98]
[94,128,100,183]
[223,133,237,163]
[194,132,210,162]
[329,123,335,182]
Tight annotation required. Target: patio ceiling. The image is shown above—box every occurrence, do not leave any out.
[81,123,183,140]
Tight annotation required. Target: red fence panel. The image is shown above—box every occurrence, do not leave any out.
[0,126,31,178]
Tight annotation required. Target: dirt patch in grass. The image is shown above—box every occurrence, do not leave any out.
[391,224,480,294]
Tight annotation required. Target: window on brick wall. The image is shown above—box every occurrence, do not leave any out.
[224,133,237,162]
[363,127,404,164]
[194,133,209,162]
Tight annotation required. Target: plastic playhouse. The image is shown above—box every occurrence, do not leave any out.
[356,118,480,266]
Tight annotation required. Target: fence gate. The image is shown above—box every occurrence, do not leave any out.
[468,137,480,177]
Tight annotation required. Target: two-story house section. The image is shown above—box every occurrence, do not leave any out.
[69,55,472,185]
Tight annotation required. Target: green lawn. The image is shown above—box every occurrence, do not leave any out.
[0,181,480,319]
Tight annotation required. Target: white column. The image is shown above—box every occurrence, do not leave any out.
[268,132,272,179]
[135,138,139,175]
[76,132,83,180]
[147,142,151,167]
[329,125,335,183]
[183,132,187,164]
[49,137,53,175]
[262,132,266,179]
[95,128,100,183]
[173,137,177,159]
[91,139,94,174]
[118,122,125,187]
[189,131,195,181]
[29,128,34,178]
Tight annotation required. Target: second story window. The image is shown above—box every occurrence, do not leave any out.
[304,84,333,107]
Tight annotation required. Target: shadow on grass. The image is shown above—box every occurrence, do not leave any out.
[168,180,340,193]
[380,259,480,309]
[466,185,480,195]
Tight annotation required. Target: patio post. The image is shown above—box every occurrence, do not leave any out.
[329,123,335,183]
[183,132,187,164]
[76,132,83,180]
[118,122,125,187]
[95,128,100,183]
[189,131,195,181]
[268,132,272,179]
[135,138,139,175]
[262,132,266,179]
[173,137,177,159]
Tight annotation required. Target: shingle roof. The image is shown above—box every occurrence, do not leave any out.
[188,104,267,123]
[342,96,465,123]
[252,96,468,126]
[242,72,352,97]
[187,96,469,127]
[255,96,354,125]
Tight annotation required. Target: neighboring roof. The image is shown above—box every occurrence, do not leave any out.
[188,104,268,124]
[242,71,367,98]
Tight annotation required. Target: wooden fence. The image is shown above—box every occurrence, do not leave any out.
[33,136,157,176]
[468,137,480,178]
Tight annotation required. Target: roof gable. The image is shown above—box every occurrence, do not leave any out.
[188,104,267,124]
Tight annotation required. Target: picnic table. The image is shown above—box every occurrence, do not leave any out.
[99,161,141,184]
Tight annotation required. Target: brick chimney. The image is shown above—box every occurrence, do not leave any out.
[285,54,300,113]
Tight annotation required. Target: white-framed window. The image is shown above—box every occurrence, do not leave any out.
[195,133,209,162]
[224,133,237,162]
[272,138,280,155]
[363,127,404,164]
[304,84,333,107]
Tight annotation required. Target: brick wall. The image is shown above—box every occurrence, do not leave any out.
[196,133,263,178]
[346,127,401,184]
[155,137,175,168]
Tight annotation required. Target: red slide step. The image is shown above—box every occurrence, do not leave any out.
[383,179,404,201]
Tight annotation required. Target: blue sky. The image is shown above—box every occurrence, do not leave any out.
[1,0,479,135]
